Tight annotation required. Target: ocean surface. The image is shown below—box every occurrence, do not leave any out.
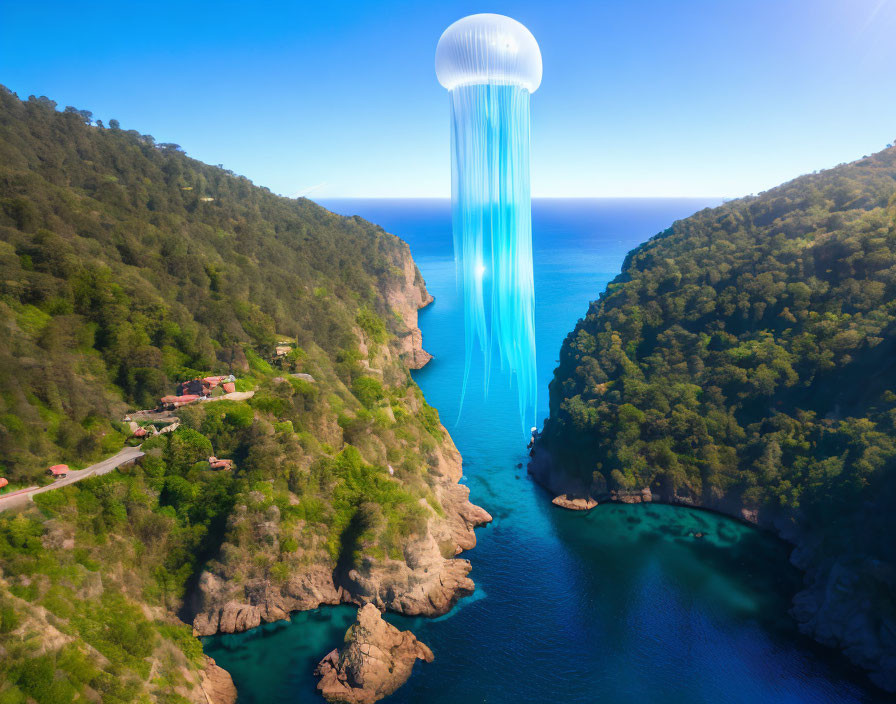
[204,198,884,703]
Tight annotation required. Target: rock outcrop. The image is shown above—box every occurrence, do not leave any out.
[551,494,597,511]
[192,565,349,635]
[315,604,433,704]
[199,656,238,704]
[387,247,434,370]
[790,555,896,692]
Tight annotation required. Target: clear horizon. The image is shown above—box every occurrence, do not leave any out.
[3,1,895,199]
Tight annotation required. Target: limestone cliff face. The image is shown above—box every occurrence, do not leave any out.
[387,247,434,370]
[790,550,896,692]
[315,603,434,704]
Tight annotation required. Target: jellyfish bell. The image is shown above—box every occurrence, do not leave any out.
[435,13,543,93]
[435,14,541,431]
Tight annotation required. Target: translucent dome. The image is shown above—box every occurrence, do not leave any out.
[435,14,542,93]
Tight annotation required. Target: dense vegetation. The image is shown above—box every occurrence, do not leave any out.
[0,439,232,703]
[0,85,423,481]
[0,86,453,702]
[538,143,896,689]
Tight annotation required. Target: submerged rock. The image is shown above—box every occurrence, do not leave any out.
[315,603,434,704]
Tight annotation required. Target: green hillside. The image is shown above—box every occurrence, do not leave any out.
[0,87,483,703]
[535,144,896,690]
[0,87,429,479]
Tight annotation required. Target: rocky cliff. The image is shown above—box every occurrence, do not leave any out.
[387,248,435,370]
[192,433,491,635]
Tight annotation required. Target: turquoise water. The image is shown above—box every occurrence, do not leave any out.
[204,199,884,703]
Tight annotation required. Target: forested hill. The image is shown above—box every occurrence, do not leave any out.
[0,86,421,479]
[533,143,896,690]
[0,86,489,704]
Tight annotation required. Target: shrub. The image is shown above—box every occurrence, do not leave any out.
[352,377,384,408]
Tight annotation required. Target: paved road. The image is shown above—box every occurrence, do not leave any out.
[0,446,144,513]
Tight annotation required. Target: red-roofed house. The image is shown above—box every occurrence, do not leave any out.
[0,478,8,489]
[203,376,225,389]
[207,456,234,471]
[222,382,236,393]
[133,426,148,438]
[47,464,69,478]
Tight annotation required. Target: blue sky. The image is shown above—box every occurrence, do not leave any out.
[2,1,895,198]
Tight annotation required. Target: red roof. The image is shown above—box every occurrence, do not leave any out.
[133,427,148,437]
[222,382,235,393]
[0,478,8,489]
[48,464,69,475]
[160,394,199,404]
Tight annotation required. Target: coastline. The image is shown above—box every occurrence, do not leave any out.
[527,442,896,694]
[191,247,491,640]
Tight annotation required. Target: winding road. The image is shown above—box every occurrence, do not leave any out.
[0,392,255,514]
[0,446,144,513]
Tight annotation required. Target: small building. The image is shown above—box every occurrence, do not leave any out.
[222,382,236,393]
[133,426,148,438]
[207,456,234,471]
[47,464,69,478]
[203,376,226,389]
[0,477,8,489]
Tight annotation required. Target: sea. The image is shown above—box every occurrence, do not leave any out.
[203,198,885,704]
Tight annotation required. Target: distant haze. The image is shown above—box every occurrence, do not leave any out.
[3,0,895,198]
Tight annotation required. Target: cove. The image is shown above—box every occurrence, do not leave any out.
[204,199,884,703]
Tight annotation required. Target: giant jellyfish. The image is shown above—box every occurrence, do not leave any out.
[436,13,542,430]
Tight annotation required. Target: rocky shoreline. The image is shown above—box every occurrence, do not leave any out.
[191,436,492,636]
[528,444,896,693]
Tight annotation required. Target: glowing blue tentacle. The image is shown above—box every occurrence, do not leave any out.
[449,83,537,433]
